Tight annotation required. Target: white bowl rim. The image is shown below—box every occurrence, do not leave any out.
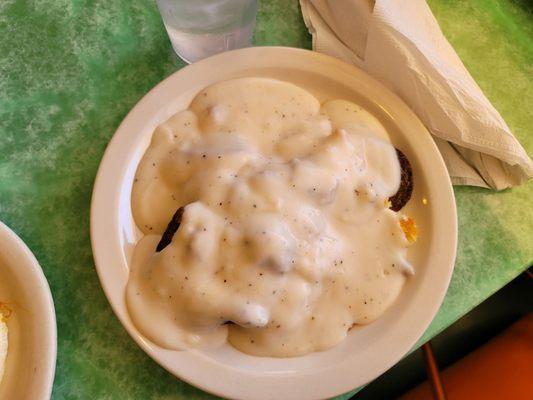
[0,221,57,400]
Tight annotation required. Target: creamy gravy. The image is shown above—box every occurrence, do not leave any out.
[126,78,414,357]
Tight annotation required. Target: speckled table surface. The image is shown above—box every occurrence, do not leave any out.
[0,0,531,399]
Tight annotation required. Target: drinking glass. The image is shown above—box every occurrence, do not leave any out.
[156,0,259,63]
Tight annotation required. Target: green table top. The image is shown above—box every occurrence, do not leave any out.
[0,0,531,399]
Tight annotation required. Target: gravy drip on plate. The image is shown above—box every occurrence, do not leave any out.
[127,78,414,357]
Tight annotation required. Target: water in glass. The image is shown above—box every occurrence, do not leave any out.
[156,0,259,63]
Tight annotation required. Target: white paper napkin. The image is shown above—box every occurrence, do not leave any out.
[300,0,533,189]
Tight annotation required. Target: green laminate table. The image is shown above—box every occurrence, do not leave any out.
[0,0,531,399]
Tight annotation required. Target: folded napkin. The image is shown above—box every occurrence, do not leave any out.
[300,0,533,189]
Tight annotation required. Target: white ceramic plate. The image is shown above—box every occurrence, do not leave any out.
[0,221,57,400]
[91,47,457,400]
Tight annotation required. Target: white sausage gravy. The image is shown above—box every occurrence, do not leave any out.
[126,78,415,357]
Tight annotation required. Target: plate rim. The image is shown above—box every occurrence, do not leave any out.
[0,221,57,400]
[90,46,457,400]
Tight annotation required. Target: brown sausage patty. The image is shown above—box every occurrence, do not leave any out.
[155,149,413,252]
[389,149,413,212]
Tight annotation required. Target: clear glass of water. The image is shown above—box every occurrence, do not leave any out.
[156,0,259,63]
